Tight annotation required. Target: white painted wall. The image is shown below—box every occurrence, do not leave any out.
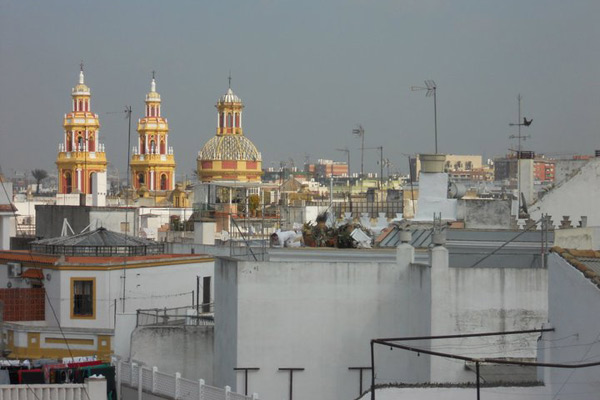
[530,158,600,226]
[429,246,548,383]
[194,221,215,245]
[214,251,431,400]
[136,207,193,240]
[360,386,551,400]
[0,215,11,250]
[0,259,214,351]
[129,325,214,383]
[543,253,600,400]
[554,227,600,250]
[414,173,457,221]
[0,182,14,250]
[91,171,106,207]
[518,159,535,206]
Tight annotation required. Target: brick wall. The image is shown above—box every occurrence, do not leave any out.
[0,288,45,321]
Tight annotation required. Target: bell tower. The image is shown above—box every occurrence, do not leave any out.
[56,64,107,194]
[130,73,176,192]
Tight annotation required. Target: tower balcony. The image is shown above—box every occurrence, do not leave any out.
[57,143,106,161]
[131,146,175,163]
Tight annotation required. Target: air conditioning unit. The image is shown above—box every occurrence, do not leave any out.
[7,262,22,278]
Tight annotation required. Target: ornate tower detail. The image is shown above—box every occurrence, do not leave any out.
[130,73,176,192]
[197,82,262,182]
[56,64,107,195]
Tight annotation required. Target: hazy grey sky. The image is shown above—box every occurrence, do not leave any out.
[1,0,599,178]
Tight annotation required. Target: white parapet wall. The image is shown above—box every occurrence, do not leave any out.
[518,159,535,206]
[414,172,457,221]
[92,171,107,207]
[0,378,107,400]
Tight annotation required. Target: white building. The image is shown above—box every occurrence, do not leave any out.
[540,247,600,400]
[0,227,214,361]
[210,233,548,400]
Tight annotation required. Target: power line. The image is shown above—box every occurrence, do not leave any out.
[369,328,600,400]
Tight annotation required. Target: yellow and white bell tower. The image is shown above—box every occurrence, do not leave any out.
[56,64,107,194]
[130,73,176,192]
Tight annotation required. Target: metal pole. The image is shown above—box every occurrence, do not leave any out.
[289,370,293,400]
[370,341,375,400]
[123,106,132,314]
[347,150,350,177]
[517,94,521,214]
[196,276,200,316]
[434,88,438,154]
[476,361,480,400]
[379,147,383,190]
[361,130,365,178]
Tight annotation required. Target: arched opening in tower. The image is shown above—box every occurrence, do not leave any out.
[160,140,165,155]
[64,172,72,194]
[160,174,167,190]
[89,172,95,194]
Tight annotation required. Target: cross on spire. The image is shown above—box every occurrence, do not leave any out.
[152,70,156,80]
[80,61,84,72]
[228,71,232,89]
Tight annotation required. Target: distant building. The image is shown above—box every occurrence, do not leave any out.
[494,153,555,183]
[305,159,349,178]
[410,154,491,182]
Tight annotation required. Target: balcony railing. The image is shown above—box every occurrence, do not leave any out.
[136,305,215,327]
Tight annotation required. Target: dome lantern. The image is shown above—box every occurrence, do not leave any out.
[197,82,262,182]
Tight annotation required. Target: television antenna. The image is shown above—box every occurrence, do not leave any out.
[411,80,438,153]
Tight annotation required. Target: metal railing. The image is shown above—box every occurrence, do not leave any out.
[136,305,214,327]
[114,359,258,400]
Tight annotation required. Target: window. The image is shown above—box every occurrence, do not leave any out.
[71,278,95,318]
[121,222,130,233]
[202,276,211,312]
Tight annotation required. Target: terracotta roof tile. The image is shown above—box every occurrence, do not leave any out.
[551,246,600,289]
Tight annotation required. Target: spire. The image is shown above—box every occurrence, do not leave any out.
[151,70,156,92]
[228,70,232,89]
[79,61,85,84]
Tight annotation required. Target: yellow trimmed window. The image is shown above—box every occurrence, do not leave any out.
[72,278,95,318]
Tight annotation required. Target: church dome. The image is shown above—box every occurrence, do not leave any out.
[218,88,241,104]
[197,83,262,182]
[198,135,261,161]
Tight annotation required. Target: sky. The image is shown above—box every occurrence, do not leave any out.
[1,0,599,179]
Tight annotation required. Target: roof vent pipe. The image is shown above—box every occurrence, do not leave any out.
[432,231,446,246]
[399,230,412,244]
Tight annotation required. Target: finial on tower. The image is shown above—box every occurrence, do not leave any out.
[79,61,85,84]
[228,70,232,89]
[151,70,156,92]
